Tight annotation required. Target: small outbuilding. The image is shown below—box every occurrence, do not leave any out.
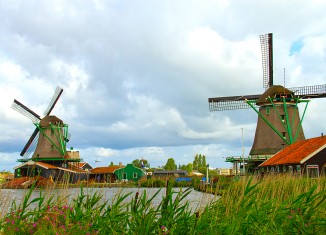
[259,135,326,177]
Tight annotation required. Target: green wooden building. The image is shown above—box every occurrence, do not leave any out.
[114,163,145,182]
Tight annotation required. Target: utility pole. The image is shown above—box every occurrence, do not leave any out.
[242,128,245,175]
[206,164,209,184]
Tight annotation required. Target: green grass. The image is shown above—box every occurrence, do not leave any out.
[0,175,325,234]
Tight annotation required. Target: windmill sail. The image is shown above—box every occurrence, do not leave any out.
[289,84,326,99]
[11,99,41,123]
[260,33,273,90]
[44,86,63,116]
[208,94,260,111]
[20,127,39,157]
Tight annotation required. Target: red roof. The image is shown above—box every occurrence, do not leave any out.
[36,162,58,169]
[91,166,123,174]
[260,136,326,166]
[14,161,89,174]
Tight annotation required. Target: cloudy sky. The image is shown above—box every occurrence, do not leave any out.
[1,0,326,171]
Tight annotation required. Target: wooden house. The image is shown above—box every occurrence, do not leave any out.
[90,165,123,183]
[13,160,90,183]
[72,162,93,171]
[259,135,326,177]
[153,170,188,178]
[114,164,145,182]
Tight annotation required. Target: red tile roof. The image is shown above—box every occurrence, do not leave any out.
[260,136,326,166]
[91,166,123,174]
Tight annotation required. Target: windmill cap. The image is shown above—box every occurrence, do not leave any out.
[40,115,63,126]
[257,85,295,105]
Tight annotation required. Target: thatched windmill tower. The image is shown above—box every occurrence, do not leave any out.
[208,33,326,170]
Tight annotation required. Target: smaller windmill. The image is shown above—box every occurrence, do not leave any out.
[208,33,326,166]
[12,86,74,163]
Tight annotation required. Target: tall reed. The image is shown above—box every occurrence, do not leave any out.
[0,175,325,234]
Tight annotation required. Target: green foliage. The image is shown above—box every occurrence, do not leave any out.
[179,163,193,174]
[1,176,325,234]
[132,159,150,168]
[193,154,207,172]
[140,179,166,187]
[163,158,177,170]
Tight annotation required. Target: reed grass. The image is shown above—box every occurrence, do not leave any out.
[0,174,325,234]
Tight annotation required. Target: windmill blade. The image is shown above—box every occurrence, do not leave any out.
[20,127,39,156]
[260,33,273,90]
[11,99,41,123]
[289,84,326,99]
[208,94,260,111]
[43,86,63,116]
[65,132,71,142]
[22,133,39,158]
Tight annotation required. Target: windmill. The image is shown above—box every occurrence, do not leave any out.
[208,33,326,166]
[12,86,72,163]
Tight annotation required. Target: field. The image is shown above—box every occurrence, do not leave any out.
[0,174,325,234]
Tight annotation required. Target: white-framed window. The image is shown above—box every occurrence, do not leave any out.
[297,165,301,173]
[133,172,137,178]
[307,165,319,178]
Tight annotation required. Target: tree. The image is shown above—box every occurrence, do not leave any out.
[180,163,193,174]
[202,155,207,168]
[109,162,114,166]
[164,158,177,170]
[193,155,199,170]
[193,154,208,174]
[132,159,150,168]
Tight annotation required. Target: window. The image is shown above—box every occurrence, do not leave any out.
[307,165,319,178]
[266,106,270,114]
[123,172,127,180]
[281,115,285,123]
[296,165,301,173]
[133,172,138,178]
[289,166,293,173]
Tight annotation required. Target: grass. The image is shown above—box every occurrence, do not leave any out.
[0,174,325,234]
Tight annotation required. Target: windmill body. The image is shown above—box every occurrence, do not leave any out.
[249,85,305,157]
[208,33,326,171]
[32,115,68,160]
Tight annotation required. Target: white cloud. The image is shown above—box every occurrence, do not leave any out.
[94,147,117,157]
[1,0,326,172]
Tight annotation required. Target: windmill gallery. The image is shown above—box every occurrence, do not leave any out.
[10,34,326,184]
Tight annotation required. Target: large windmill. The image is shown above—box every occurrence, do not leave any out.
[12,86,79,165]
[208,33,326,166]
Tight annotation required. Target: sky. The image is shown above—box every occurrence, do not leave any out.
[1,0,326,172]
